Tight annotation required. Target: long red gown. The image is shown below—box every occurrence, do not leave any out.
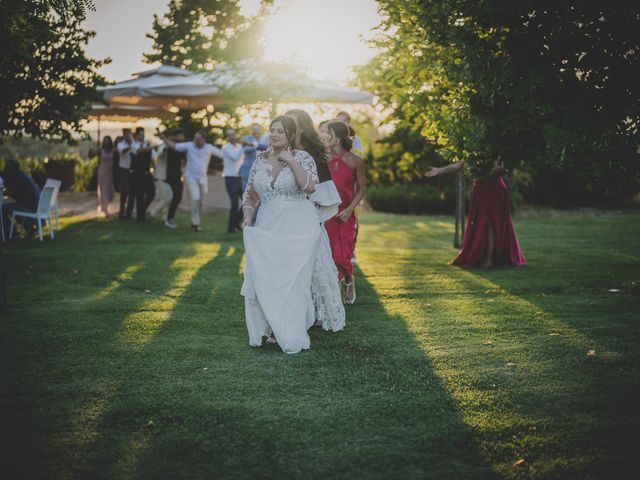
[325,153,357,280]
[452,176,527,268]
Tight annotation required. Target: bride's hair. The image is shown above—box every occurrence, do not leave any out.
[270,115,297,150]
[285,109,331,183]
[326,120,354,151]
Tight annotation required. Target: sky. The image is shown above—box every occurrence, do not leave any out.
[84,0,381,83]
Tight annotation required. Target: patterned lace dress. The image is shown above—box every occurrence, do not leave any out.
[241,150,321,354]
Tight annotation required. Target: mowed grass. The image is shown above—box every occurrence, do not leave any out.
[0,209,638,479]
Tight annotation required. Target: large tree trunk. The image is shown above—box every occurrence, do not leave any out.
[454,172,466,248]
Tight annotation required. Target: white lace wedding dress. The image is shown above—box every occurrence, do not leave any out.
[309,181,346,332]
[241,150,321,354]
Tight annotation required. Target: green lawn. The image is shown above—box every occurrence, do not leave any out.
[1,209,639,479]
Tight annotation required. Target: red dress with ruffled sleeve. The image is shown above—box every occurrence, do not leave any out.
[325,154,357,279]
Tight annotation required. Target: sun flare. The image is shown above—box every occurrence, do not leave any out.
[245,0,379,82]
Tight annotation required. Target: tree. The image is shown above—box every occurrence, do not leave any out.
[144,0,274,137]
[357,0,640,203]
[0,0,108,143]
[145,0,269,71]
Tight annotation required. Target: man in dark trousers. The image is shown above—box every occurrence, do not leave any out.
[164,128,186,229]
[129,127,155,223]
[116,128,135,219]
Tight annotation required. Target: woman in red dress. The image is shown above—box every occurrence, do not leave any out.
[425,161,526,268]
[322,121,366,303]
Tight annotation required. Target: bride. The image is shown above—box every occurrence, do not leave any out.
[241,116,321,354]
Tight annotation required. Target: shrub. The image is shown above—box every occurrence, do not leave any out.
[366,183,459,215]
[44,153,80,168]
[71,156,98,192]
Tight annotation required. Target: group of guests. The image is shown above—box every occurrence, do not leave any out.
[91,126,267,233]
[241,110,366,354]
[90,112,366,242]
[90,126,185,228]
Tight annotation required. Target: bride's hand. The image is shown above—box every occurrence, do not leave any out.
[277,150,295,165]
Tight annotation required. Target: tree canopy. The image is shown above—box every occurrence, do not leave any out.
[0,0,108,143]
[145,0,270,71]
[357,0,640,197]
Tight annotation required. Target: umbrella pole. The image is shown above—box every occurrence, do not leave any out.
[97,115,101,146]
[270,102,278,118]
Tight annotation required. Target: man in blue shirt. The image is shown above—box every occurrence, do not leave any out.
[2,159,41,236]
[240,123,268,192]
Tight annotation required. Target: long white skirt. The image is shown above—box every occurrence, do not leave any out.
[241,198,321,354]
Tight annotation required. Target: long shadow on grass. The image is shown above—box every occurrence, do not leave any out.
[56,238,499,479]
[462,267,640,478]
[0,217,209,478]
[48,242,247,479]
[382,220,639,478]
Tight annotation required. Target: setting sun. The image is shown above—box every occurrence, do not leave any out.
[244,0,379,82]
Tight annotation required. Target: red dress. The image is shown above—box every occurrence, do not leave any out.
[325,153,357,279]
[452,176,526,268]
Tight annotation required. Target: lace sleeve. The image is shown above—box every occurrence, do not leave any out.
[242,152,263,208]
[295,150,319,193]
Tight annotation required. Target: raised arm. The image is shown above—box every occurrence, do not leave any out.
[424,160,465,178]
[160,134,177,150]
[117,141,131,155]
[243,138,259,155]
[208,144,223,159]
[243,138,268,154]
[224,144,243,161]
[277,150,318,194]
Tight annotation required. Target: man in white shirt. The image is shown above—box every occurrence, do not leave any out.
[161,130,222,232]
[221,128,244,233]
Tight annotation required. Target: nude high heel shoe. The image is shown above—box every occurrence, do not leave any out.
[344,279,356,305]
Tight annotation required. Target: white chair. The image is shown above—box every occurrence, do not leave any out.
[44,178,62,230]
[9,185,56,241]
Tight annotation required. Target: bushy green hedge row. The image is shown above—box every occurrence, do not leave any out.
[365,183,459,215]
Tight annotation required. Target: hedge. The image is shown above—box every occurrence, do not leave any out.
[365,183,459,215]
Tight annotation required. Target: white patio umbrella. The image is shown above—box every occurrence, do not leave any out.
[99,65,222,109]
[99,64,374,109]
[208,61,375,105]
[274,79,374,104]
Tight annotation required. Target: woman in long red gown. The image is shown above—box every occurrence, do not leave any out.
[322,121,366,303]
[426,161,526,268]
